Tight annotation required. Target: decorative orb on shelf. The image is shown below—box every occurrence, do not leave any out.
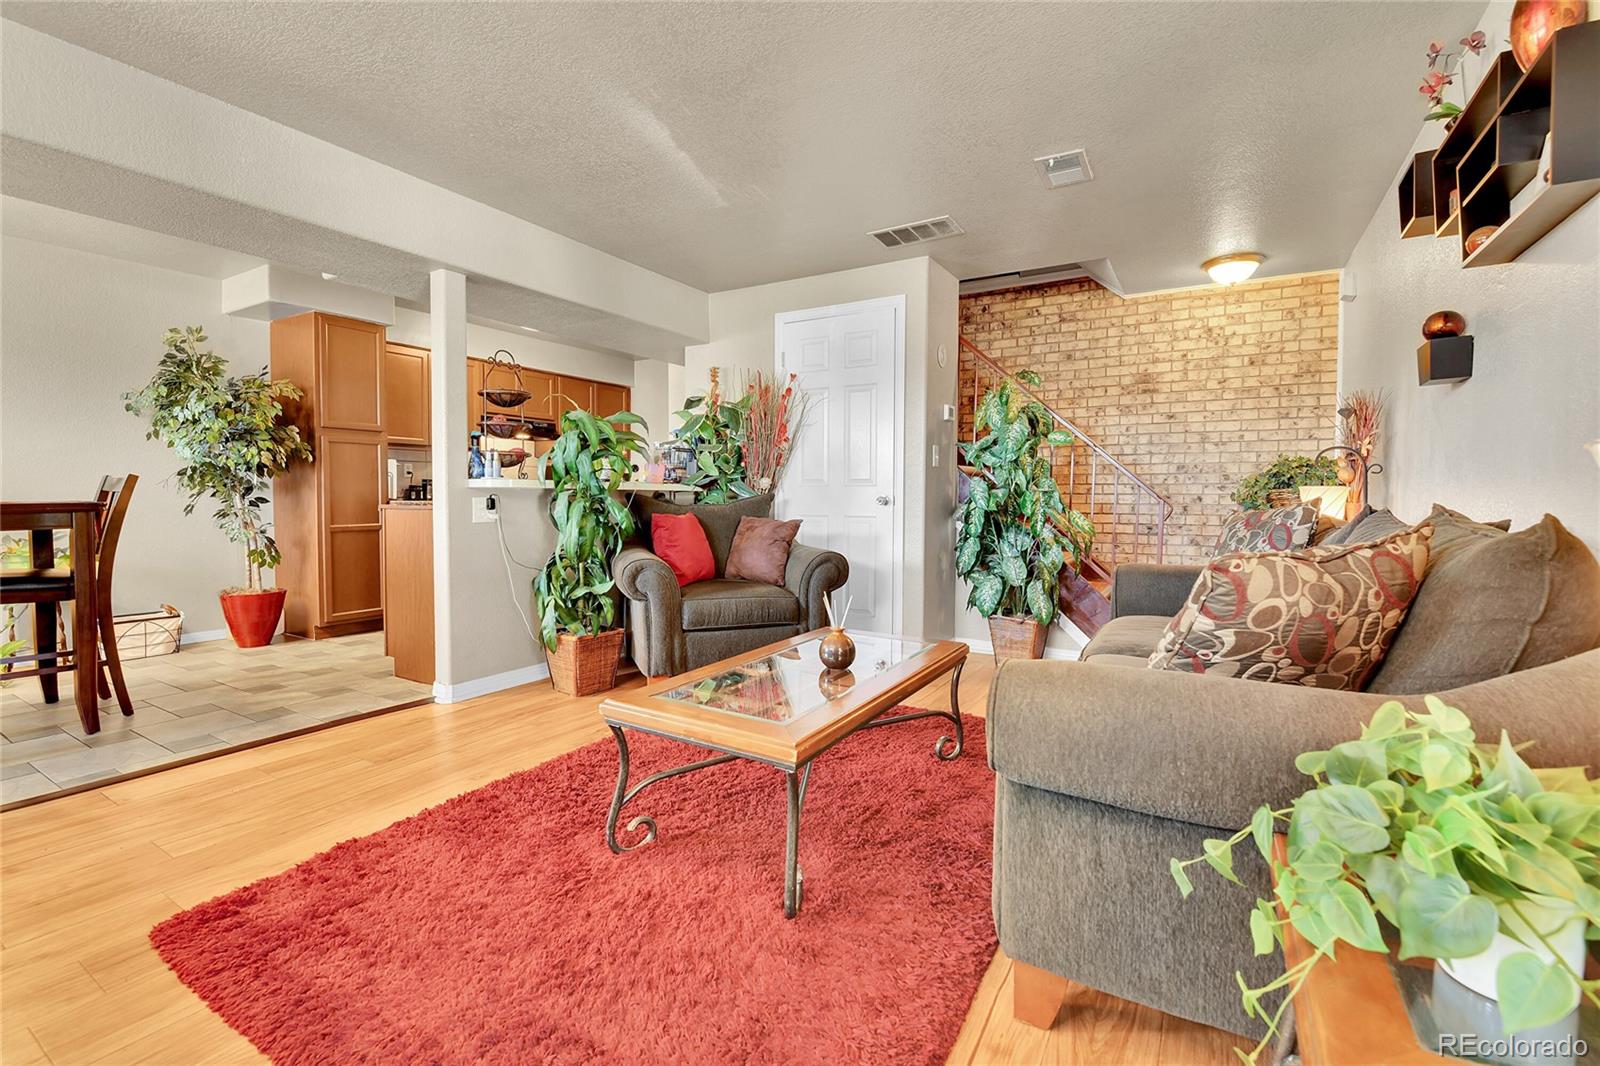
[1510,0,1588,72]
[1422,310,1467,339]
[1464,226,1498,256]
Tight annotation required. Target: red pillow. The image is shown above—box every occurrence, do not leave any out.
[651,513,715,587]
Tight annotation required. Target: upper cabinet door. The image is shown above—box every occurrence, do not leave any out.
[317,315,386,431]
[556,376,596,415]
[594,382,630,422]
[383,343,430,445]
[521,370,558,423]
[467,358,486,436]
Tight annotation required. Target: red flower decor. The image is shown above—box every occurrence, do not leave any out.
[739,370,810,495]
[1461,30,1487,54]
[1419,29,1484,121]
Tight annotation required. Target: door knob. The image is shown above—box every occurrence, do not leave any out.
[876,495,892,506]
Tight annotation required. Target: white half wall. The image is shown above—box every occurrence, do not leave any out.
[1337,5,1600,550]
[0,233,271,632]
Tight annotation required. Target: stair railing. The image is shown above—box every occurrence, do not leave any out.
[959,336,1173,568]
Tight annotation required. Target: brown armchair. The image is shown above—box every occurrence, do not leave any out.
[612,493,848,678]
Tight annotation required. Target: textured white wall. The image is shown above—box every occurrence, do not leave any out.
[681,257,958,639]
[0,233,272,635]
[1339,62,1599,551]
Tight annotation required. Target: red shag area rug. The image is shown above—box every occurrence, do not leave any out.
[152,708,996,1065]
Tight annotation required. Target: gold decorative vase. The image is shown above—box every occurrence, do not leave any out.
[818,627,856,672]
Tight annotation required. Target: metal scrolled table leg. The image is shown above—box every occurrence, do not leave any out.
[605,724,738,854]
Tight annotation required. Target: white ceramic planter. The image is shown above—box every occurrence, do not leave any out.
[1439,895,1586,1011]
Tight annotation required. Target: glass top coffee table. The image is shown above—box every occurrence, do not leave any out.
[598,629,968,917]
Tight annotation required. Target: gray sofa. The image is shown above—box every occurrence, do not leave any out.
[988,509,1600,1038]
[611,493,848,678]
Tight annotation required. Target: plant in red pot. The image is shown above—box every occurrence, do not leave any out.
[125,327,312,648]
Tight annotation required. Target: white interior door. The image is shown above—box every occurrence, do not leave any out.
[775,297,902,632]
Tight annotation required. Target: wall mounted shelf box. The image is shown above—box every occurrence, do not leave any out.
[1431,51,1523,239]
[1458,21,1600,268]
[1417,336,1474,386]
[1398,150,1438,238]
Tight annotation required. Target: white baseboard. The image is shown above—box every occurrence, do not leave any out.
[180,627,230,646]
[958,637,1081,662]
[432,662,550,704]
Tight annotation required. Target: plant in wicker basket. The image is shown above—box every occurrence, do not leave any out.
[1231,453,1341,512]
[534,407,646,695]
[956,369,1093,661]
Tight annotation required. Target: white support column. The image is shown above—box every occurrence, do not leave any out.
[429,268,468,696]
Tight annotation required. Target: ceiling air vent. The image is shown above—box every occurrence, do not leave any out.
[869,215,964,249]
[1034,149,1093,189]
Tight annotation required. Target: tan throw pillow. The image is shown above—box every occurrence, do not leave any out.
[1423,504,1510,570]
[1149,525,1434,690]
[724,517,802,586]
[1214,504,1319,555]
[1369,514,1600,694]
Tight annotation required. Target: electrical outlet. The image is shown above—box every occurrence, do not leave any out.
[471,496,498,523]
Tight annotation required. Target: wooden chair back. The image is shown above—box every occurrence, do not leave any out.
[92,474,137,595]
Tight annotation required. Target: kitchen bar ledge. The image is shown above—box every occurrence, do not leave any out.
[466,478,700,494]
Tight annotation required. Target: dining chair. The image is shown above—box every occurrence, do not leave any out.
[0,474,138,716]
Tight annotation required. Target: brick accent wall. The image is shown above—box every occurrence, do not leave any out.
[959,273,1340,565]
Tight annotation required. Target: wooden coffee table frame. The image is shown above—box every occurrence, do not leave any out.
[598,630,969,918]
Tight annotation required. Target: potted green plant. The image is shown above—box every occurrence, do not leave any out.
[1231,453,1341,511]
[1172,696,1600,1064]
[672,367,753,504]
[125,327,312,648]
[956,369,1093,661]
[534,407,647,695]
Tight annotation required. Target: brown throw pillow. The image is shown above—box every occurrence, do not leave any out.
[724,517,802,586]
[1423,503,1510,570]
[1368,514,1600,694]
[1213,504,1319,555]
[1149,525,1434,690]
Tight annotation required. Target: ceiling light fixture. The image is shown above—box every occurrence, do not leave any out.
[321,271,339,280]
[1202,253,1264,285]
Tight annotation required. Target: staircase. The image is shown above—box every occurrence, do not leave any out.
[956,337,1173,637]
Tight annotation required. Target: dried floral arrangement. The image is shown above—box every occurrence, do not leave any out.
[1420,30,1487,123]
[1339,389,1385,458]
[740,371,810,495]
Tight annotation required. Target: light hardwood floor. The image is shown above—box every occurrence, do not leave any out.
[0,655,1245,1065]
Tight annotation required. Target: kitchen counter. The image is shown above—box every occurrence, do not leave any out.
[382,500,433,508]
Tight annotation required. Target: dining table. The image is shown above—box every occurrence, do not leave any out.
[1,499,102,733]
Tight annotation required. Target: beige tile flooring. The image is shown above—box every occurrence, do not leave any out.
[0,632,431,807]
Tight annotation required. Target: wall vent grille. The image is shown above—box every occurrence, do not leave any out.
[869,215,964,248]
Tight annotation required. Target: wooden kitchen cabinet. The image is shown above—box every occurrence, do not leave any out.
[381,503,434,684]
[467,358,486,434]
[595,381,630,420]
[555,376,595,416]
[271,311,388,639]
[463,357,628,443]
[384,342,430,445]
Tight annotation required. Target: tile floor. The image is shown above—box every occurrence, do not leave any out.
[0,631,432,806]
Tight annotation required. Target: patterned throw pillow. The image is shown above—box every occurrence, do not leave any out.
[1213,504,1320,555]
[1149,525,1434,690]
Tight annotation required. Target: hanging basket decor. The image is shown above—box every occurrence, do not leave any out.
[479,350,532,409]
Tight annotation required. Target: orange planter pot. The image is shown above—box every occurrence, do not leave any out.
[219,588,287,648]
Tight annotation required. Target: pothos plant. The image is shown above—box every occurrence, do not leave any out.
[124,327,311,591]
[533,408,647,650]
[1172,696,1600,1064]
[672,367,754,504]
[956,370,1093,625]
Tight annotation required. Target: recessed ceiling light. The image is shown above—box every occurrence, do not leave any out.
[1202,253,1264,285]
[520,325,541,333]
[320,271,339,280]
[1034,150,1093,189]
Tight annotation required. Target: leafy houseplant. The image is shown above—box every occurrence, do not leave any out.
[1172,697,1600,1064]
[956,369,1093,661]
[673,367,753,504]
[1231,453,1340,512]
[534,407,646,696]
[124,327,312,648]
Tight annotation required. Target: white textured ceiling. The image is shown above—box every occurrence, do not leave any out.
[4,1,1480,294]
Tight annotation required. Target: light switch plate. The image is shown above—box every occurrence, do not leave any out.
[471,496,498,523]
[941,404,956,422]
[931,444,940,468]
